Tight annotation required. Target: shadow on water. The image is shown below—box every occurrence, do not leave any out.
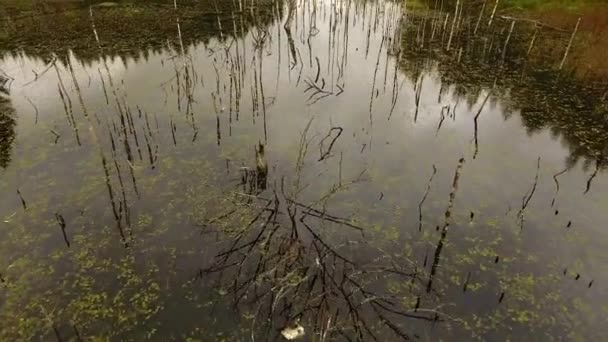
[0,95,15,169]
[0,0,607,340]
[0,67,15,169]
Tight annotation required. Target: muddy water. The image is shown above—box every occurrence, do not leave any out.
[0,0,607,340]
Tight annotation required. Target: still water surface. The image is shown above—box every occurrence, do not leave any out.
[0,0,607,340]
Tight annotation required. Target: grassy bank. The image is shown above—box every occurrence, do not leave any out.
[420,0,608,80]
[504,0,605,11]
[515,1,608,80]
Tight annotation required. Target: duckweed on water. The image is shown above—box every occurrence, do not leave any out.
[1,0,607,340]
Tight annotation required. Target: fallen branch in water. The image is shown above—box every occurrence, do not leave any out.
[286,197,365,232]
[197,179,448,340]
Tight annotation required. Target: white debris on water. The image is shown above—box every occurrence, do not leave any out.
[281,323,305,340]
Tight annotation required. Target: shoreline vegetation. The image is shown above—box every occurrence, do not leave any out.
[507,0,608,80]
[409,0,608,80]
[0,0,606,340]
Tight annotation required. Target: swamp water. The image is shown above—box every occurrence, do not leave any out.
[0,0,607,340]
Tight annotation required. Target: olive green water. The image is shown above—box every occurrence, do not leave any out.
[0,0,607,340]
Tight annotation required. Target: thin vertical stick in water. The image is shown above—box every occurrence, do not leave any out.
[54,63,72,110]
[436,105,448,134]
[116,100,133,163]
[16,189,27,210]
[427,158,465,293]
[338,151,343,186]
[462,271,472,292]
[55,213,70,247]
[124,103,142,161]
[58,91,81,145]
[418,165,437,232]
[527,28,538,56]
[446,0,459,51]
[414,74,424,122]
[98,68,109,105]
[212,0,224,39]
[101,155,126,243]
[54,64,82,145]
[473,91,492,159]
[228,66,233,137]
[258,49,268,143]
[474,0,487,35]
[108,126,117,153]
[169,117,177,146]
[89,6,100,44]
[67,56,89,118]
[487,0,499,27]
[551,167,568,207]
[382,38,391,92]
[444,159,466,229]
[24,96,39,125]
[559,17,581,70]
[216,115,221,146]
[501,20,516,61]
[142,126,155,168]
[387,57,401,120]
[455,2,464,34]
[518,157,541,230]
[584,157,601,195]
[114,158,132,230]
[112,158,127,209]
[430,15,439,41]
[369,36,385,125]
[441,13,450,43]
